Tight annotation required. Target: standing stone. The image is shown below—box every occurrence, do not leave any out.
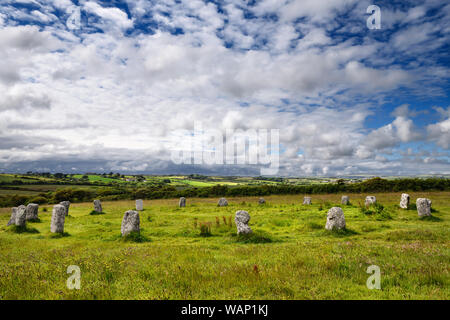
[416,198,432,217]
[365,196,377,206]
[136,199,144,211]
[51,204,66,233]
[179,197,186,207]
[121,210,140,236]
[400,193,410,209]
[341,196,349,205]
[25,203,39,221]
[258,198,266,204]
[59,201,70,216]
[93,199,102,213]
[303,196,312,205]
[235,210,252,235]
[218,198,228,207]
[7,207,18,226]
[15,205,27,227]
[325,207,346,231]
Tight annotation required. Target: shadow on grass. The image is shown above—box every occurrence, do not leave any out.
[27,218,42,223]
[121,231,150,243]
[230,230,275,244]
[50,232,70,238]
[7,225,40,234]
[323,227,359,237]
[419,215,443,222]
[89,210,106,215]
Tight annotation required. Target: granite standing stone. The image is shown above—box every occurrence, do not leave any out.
[365,196,377,206]
[179,197,186,207]
[51,204,66,233]
[59,201,70,216]
[136,199,144,211]
[235,210,252,235]
[258,198,265,204]
[93,199,102,213]
[341,196,350,205]
[26,203,39,221]
[303,196,312,205]
[400,193,410,209]
[121,210,140,236]
[14,205,27,227]
[7,207,18,226]
[416,198,432,217]
[218,198,228,207]
[325,207,346,231]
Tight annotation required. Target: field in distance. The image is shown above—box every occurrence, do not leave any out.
[0,192,448,299]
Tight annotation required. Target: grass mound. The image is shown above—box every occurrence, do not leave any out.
[121,231,149,243]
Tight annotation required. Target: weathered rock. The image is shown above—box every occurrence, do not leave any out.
[179,197,186,207]
[93,199,102,213]
[26,203,39,221]
[51,204,66,233]
[135,199,144,211]
[341,196,349,205]
[416,198,432,217]
[325,207,346,231]
[400,193,410,209]
[59,201,70,216]
[7,207,18,226]
[235,210,252,235]
[258,198,265,204]
[218,198,228,207]
[303,196,312,205]
[121,210,140,236]
[365,196,377,206]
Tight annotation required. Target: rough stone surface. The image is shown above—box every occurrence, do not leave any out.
[365,196,377,206]
[51,204,66,233]
[59,201,70,216]
[235,210,252,235]
[136,199,144,211]
[416,198,432,217]
[121,210,140,236]
[179,197,186,207]
[93,199,102,213]
[325,207,346,231]
[341,196,350,205]
[26,203,39,221]
[258,198,265,204]
[7,207,18,226]
[218,198,228,207]
[303,197,312,205]
[400,193,410,209]
[15,205,27,227]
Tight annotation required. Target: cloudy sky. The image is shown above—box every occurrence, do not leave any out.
[0,0,449,176]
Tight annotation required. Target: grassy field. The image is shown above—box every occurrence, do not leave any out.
[0,192,448,300]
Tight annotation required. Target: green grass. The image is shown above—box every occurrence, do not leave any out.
[0,192,449,300]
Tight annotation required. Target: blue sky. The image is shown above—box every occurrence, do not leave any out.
[0,0,449,176]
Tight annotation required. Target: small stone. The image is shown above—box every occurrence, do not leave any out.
[51,204,66,233]
[218,198,228,207]
[93,199,102,213]
[365,196,376,206]
[59,201,70,216]
[121,210,140,236]
[416,198,432,217]
[179,197,186,207]
[258,198,265,204]
[341,196,349,205]
[400,193,410,209]
[303,197,311,205]
[325,207,346,231]
[7,207,18,226]
[235,210,252,235]
[136,199,144,211]
[26,203,39,221]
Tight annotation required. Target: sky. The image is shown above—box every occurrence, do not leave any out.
[0,0,449,176]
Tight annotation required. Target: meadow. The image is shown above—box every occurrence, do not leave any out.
[0,192,448,300]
